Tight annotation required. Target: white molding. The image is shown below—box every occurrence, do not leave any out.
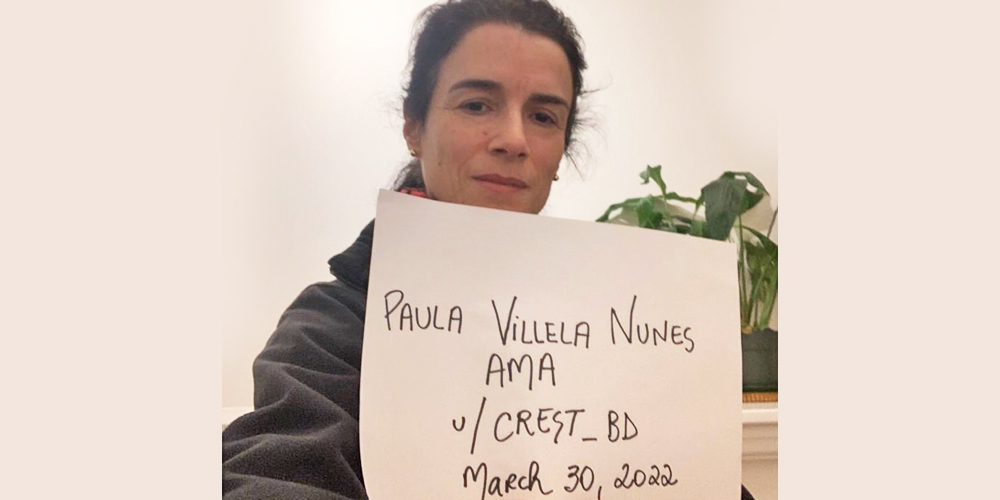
[741,402,778,461]
[223,402,778,461]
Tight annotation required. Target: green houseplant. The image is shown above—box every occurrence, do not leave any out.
[597,166,778,392]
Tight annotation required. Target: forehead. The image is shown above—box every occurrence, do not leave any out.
[436,23,573,99]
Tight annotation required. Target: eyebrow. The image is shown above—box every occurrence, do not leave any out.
[448,78,570,109]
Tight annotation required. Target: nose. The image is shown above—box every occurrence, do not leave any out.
[488,110,529,159]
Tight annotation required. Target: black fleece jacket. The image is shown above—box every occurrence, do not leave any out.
[222,220,373,499]
[221,220,755,500]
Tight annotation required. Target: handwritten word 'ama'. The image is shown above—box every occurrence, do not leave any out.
[485,353,556,390]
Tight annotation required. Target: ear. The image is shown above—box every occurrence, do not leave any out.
[403,115,422,156]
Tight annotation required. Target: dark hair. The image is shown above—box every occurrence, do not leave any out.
[394,0,587,189]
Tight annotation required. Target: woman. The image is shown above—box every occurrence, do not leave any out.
[223,1,753,498]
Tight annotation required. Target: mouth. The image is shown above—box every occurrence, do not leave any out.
[472,174,529,192]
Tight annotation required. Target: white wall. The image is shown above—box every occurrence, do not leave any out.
[222,0,778,408]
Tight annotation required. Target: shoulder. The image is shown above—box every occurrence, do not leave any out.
[258,281,368,373]
[281,281,367,326]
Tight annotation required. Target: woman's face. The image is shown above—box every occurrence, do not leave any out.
[404,23,574,214]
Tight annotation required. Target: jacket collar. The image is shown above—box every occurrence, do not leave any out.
[327,219,374,293]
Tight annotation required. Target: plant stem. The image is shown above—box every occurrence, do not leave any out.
[763,207,778,330]
[737,213,749,329]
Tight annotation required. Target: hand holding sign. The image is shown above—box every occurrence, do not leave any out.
[360,190,742,500]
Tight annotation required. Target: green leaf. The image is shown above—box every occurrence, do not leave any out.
[639,166,700,204]
[701,177,746,240]
[721,171,769,214]
[755,282,778,330]
[596,197,643,222]
[742,226,778,255]
[687,219,705,237]
[741,237,778,331]
[635,195,664,229]
[639,165,667,199]
[663,191,700,204]
[744,242,777,280]
[693,197,704,223]
[667,214,690,232]
[722,171,769,195]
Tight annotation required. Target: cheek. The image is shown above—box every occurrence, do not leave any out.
[422,124,479,196]
[535,139,566,173]
[435,126,483,168]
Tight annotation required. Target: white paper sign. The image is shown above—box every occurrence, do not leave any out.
[360,190,742,500]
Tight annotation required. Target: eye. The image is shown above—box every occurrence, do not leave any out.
[531,111,559,127]
[459,100,490,114]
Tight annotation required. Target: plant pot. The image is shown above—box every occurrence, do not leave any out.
[742,328,778,392]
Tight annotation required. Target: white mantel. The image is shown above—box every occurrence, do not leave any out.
[741,402,778,500]
[742,402,779,460]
